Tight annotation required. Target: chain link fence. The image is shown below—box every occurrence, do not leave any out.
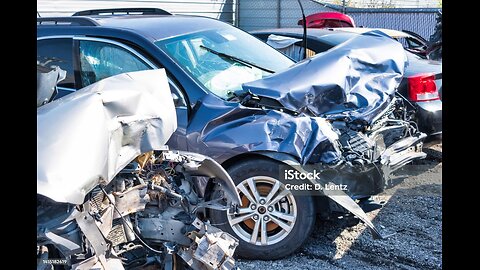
[238,0,441,40]
[315,0,441,8]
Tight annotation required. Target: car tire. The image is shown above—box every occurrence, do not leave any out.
[209,158,316,260]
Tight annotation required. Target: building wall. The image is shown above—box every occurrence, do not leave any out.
[37,0,235,24]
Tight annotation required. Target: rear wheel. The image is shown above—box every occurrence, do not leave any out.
[210,158,316,260]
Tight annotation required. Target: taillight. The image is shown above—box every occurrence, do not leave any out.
[407,73,439,102]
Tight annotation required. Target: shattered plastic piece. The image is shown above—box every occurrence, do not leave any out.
[193,231,239,270]
[179,219,238,270]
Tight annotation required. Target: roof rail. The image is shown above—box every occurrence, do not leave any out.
[37,17,99,26]
[72,8,171,16]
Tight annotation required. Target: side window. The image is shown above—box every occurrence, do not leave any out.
[37,38,75,89]
[78,40,150,87]
[169,79,187,108]
[406,37,425,49]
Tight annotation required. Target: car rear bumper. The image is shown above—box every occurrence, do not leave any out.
[416,100,442,136]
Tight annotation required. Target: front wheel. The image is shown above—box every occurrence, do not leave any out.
[210,158,316,260]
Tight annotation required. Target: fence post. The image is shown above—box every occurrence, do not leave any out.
[277,0,281,28]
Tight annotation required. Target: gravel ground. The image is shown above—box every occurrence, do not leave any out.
[237,143,442,270]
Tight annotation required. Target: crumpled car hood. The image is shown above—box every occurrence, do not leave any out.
[242,31,406,123]
[37,69,177,204]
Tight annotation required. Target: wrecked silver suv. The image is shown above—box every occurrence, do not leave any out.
[37,68,240,269]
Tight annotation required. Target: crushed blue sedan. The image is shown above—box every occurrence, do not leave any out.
[38,10,427,260]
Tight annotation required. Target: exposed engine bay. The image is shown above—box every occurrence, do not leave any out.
[323,95,426,196]
[236,90,425,198]
[37,151,239,269]
[37,68,241,269]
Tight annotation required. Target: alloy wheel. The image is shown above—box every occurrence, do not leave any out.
[227,176,297,246]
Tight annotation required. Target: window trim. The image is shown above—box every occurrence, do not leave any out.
[37,36,76,90]
[37,35,189,110]
[76,37,188,109]
[74,36,157,69]
[57,86,75,93]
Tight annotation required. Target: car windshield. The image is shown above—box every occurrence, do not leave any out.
[155,28,294,100]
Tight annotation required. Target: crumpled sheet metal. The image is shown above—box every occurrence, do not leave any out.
[178,218,238,270]
[37,69,177,204]
[193,231,238,270]
[243,31,407,123]
[186,94,340,165]
[174,151,241,205]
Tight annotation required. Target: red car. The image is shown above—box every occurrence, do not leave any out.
[298,11,355,28]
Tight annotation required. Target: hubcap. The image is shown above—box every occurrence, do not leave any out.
[227,176,297,246]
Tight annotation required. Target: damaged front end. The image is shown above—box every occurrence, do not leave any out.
[38,151,240,270]
[210,31,426,238]
[228,30,427,196]
[37,69,240,269]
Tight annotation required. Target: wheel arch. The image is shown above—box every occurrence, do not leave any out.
[221,151,300,170]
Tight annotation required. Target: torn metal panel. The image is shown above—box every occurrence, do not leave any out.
[242,31,407,123]
[37,69,177,205]
[324,191,383,239]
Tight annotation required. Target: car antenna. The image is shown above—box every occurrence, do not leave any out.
[296,0,307,60]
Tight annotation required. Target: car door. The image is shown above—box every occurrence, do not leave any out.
[37,37,76,98]
[36,36,188,150]
[73,37,190,150]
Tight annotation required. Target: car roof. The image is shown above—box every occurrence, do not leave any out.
[250,28,358,44]
[38,15,230,41]
[251,27,412,39]
[326,27,412,38]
